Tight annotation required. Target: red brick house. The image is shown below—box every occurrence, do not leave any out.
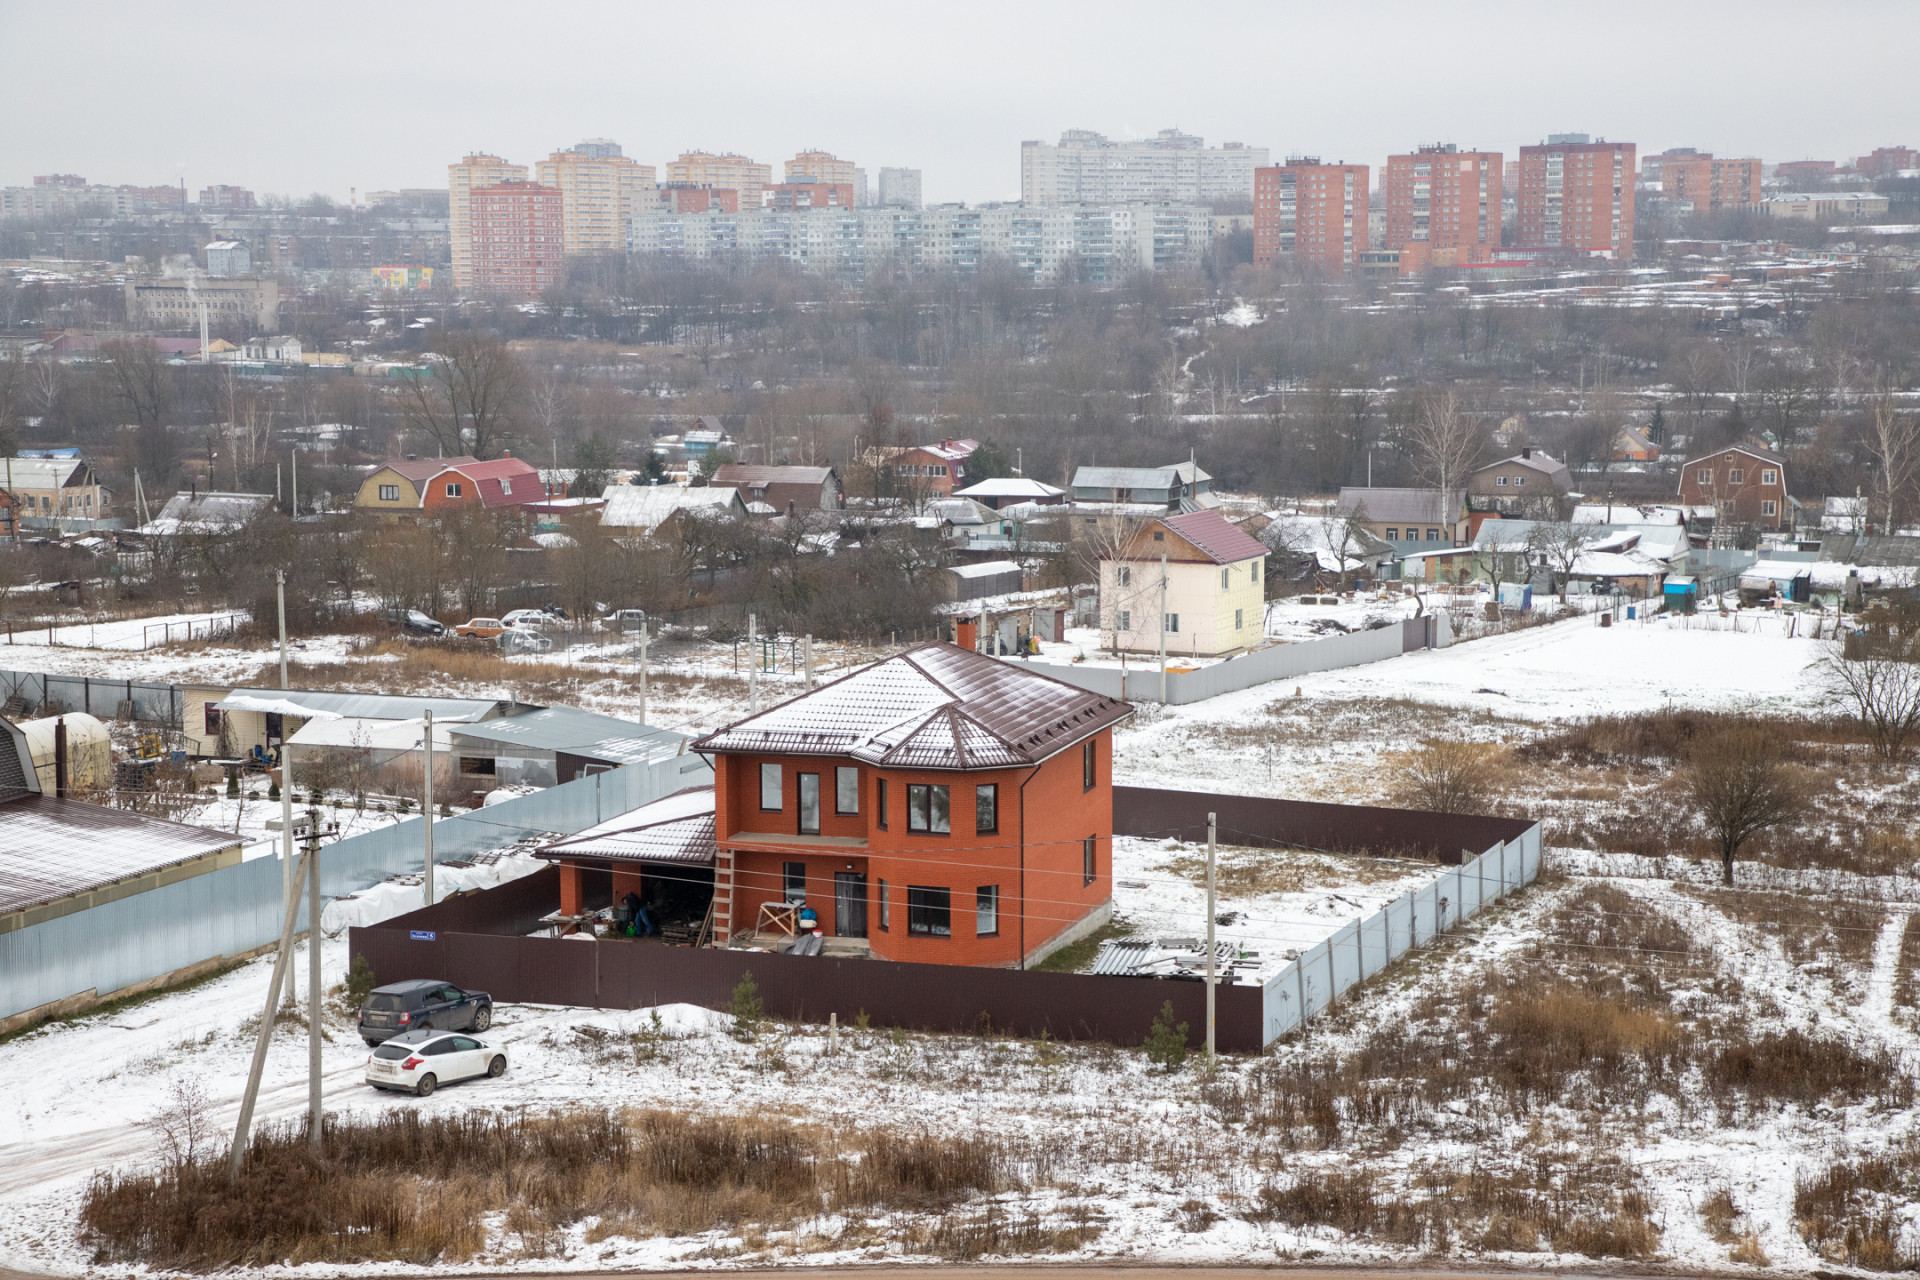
[683,642,1132,967]
[1676,445,1791,532]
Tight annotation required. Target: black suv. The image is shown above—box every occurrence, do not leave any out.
[357,979,492,1046]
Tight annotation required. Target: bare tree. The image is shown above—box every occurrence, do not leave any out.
[1402,389,1483,499]
[1395,739,1501,814]
[399,332,524,460]
[1081,509,1155,653]
[1826,632,1920,760]
[1860,392,1920,537]
[141,1076,213,1170]
[1525,521,1592,600]
[96,337,173,429]
[1684,722,1806,886]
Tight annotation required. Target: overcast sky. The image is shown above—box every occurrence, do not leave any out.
[5,1,1916,204]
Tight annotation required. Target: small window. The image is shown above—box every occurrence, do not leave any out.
[1235,608,1244,630]
[1385,527,1399,540]
[458,756,496,776]
[445,482,463,497]
[784,861,806,903]
[204,705,221,736]
[760,763,782,811]
[1762,469,1779,486]
[1762,500,1778,517]
[1220,568,1230,589]
[1427,528,1440,541]
[877,778,888,829]
[1152,531,1164,541]
[1165,613,1179,633]
[877,879,889,931]
[976,784,998,834]
[1117,566,1130,586]
[1728,468,1744,485]
[1495,475,1508,487]
[1697,468,1712,484]
[1083,739,1096,791]
[1117,610,1131,631]
[798,772,820,834]
[1513,475,1526,487]
[1083,835,1097,885]
[835,766,859,814]
[1252,560,1260,582]
[378,484,400,501]
[976,885,999,937]
[907,886,951,936]
[907,784,950,833]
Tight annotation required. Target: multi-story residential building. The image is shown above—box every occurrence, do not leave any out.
[1098,510,1269,657]
[197,185,255,210]
[535,142,657,255]
[683,642,1133,963]
[468,180,564,298]
[658,186,741,214]
[877,167,922,209]
[762,182,854,210]
[1677,445,1791,532]
[784,150,859,192]
[1661,152,1762,214]
[665,152,772,206]
[1774,159,1838,186]
[1381,144,1501,270]
[1022,129,1269,206]
[125,275,279,330]
[1858,146,1919,177]
[1515,135,1635,258]
[448,153,529,289]
[1253,159,1369,276]
[203,239,251,277]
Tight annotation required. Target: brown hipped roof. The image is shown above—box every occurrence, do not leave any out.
[1158,510,1269,565]
[693,642,1132,771]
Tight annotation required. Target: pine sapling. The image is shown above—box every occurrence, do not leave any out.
[1144,999,1189,1073]
[729,970,764,1042]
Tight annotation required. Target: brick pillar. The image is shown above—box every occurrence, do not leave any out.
[558,862,584,916]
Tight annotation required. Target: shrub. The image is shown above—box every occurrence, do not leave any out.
[344,955,374,1010]
[729,970,764,1042]
[1144,1000,1189,1073]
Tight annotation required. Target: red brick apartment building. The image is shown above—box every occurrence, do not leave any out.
[1677,445,1791,531]
[688,643,1132,967]
[469,180,564,298]
[1382,145,1502,272]
[1254,159,1369,277]
[762,182,855,210]
[1516,136,1635,259]
[1662,154,1762,213]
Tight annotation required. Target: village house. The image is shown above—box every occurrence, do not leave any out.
[0,455,105,522]
[863,439,980,497]
[1099,509,1269,657]
[353,455,547,519]
[1676,445,1792,532]
[710,464,844,514]
[1334,487,1470,548]
[953,477,1067,510]
[1465,449,1573,516]
[598,483,748,533]
[546,643,1132,968]
[1070,460,1217,511]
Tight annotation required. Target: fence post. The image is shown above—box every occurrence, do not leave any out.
[1296,952,1307,1022]
[1498,840,1509,897]
[1323,937,1337,1003]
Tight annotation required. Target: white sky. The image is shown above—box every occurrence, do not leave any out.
[4,0,1916,205]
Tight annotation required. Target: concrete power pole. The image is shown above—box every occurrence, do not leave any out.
[637,626,649,724]
[422,709,435,908]
[1158,552,1169,705]
[305,808,323,1155]
[1205,810,1217,1062]
[804,633,814,689]
[747,614,760,713]
[228,846,309,1181]
[277,570,293,1007]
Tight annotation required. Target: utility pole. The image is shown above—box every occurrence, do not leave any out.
[290,451,299,518]
[1158,552,1169,705]
[277,569,293,991]
[747,613,759,713]
[305,807,324,1155]
[228,846,309,1181]
[276,570,289,690]
[636,626,649,724]
[1205,811,1218,1062]
[422,710,435,908]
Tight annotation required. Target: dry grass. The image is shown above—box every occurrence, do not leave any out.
[1894,912,1920,1027]
[1155,844,1433,897]
[80,1107,1030,1268]
[1795,1139,1920,1270]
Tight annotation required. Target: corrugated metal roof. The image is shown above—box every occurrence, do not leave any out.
[0,796,240,916]
[448,706,684,765]
[537,786,716,865]
[600,484,744,529]
[1336,487,1466,525]
[1072,465,1179,491]
[1160,510,1268,565]
[693,642,1132,771]
[213,688,517,723]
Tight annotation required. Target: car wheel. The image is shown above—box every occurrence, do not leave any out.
[473,1005,492,1032]
[415,1073,437,1097]
[488,1055,507,1078]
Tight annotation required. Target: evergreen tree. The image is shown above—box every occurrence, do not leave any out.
[1144,1000,1189,1073]
[1649,404,1667,446]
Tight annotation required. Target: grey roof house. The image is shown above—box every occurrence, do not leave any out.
[1070,459,1218,511]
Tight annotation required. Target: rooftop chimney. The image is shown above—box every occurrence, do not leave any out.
[1522,447,1532,459]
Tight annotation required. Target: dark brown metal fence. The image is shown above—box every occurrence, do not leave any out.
[352,787,1530,1052]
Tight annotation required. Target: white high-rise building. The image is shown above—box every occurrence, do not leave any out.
[877,167,923,209]
[1021,129,1268,206]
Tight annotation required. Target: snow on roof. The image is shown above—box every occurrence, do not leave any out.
[694,642,1132,771]
[139,490,272,537]
[954,477,1065,499]
[213,689,509,722]
[1573,503,1685,526]
[449,705,683,766]
[286,716,454,751]
[599,484,744,529]
[538,785,716,865]
[950,559,1023,579]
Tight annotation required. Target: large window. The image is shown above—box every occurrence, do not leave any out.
[759,763,782,811]
[907,886,951,936]
[798,773,820,834]
[784,861,806,903]
[835,766,859,814]
[1083,739,1096,791]
[907,784,950,833]
[976,885,999,937]
[976,784,998,834]
[1083,835,1096,885]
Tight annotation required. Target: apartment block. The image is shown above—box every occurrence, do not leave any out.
[1381,144,1500,267]
[1253,159,1369,276]
[1022,128,1268,205]
[785,150,859,193]
[763,182,854,210]
[877,167,922,209]
[448,153,529,289]
[1775,159,1838,186]
[1661,152,1761,213]
[535,142,657,255]
[666,152,772,206]
[1858,146,1919,177]
[1515,134,1635,258]
[469,181,563,298]
[197,185,256,210]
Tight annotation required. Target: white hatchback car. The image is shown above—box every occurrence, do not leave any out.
[366,1029,507,1096]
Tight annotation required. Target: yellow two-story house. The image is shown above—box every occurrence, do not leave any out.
[1099,510,1268,657]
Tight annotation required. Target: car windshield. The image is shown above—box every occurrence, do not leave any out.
[367,994,404,1011]
[371,1043,414,1060]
